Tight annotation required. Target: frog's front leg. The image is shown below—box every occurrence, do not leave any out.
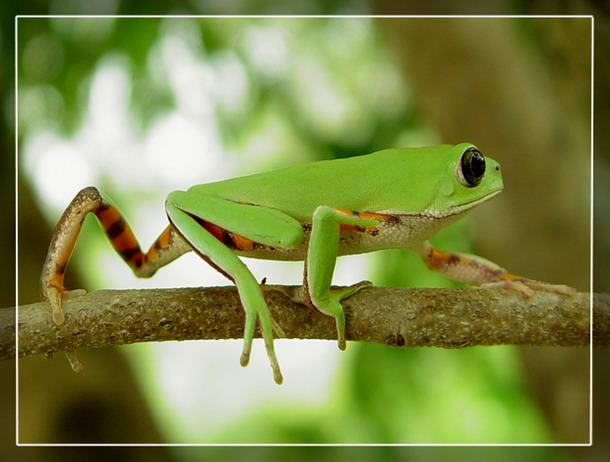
[165,191,305,384]
[412,241,576,295]
[305,207,386,350]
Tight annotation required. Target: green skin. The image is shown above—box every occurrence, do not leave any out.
[42,143,573,383]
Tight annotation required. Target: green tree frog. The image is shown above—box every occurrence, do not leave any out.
[41,143,574,383]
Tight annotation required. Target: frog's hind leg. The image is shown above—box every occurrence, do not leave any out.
[40,186,190,371]
[41,187,189,324]
[165,190,307,385]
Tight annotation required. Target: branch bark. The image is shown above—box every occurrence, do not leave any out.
[2,286,608,361]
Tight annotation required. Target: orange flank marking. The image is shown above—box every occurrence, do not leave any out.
[335,208,391,221]
[335,208,390,233]
[202,221,225,242]
[197,219,253,250]
[232,234,254,251]
[358,211,391,221]
[335,207,354,217]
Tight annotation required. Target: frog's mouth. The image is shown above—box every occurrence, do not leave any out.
[375,189,503,220]
[414,189,503,220]
[449,189,503,215]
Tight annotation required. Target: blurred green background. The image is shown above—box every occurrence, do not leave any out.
[3,1,607,461]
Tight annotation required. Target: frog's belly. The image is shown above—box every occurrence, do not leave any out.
[235,213,460,261]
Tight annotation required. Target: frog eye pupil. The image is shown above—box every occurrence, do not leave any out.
[459,147,485,187]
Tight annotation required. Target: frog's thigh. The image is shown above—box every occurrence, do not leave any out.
[166,192,299,384]
[166,190,304,249]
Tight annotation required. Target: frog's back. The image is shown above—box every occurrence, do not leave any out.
[189,145,456,222]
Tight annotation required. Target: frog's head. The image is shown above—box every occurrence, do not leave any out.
[429,143,503,218]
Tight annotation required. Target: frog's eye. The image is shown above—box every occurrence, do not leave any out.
[457,147,486,187]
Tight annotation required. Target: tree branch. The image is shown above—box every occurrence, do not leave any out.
[2,286,607,361]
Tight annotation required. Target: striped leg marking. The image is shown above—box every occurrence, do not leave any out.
[41,186,189,373]
[41,187,189,371]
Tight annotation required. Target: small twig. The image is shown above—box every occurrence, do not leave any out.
[2,286,607,361]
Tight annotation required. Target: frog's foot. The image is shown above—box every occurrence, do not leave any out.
[64,288,87,299]
[332,280,372,300]
[43,286,88,371]
[239,326,283,385]
[482,276,576,297]
[256,283,287,339]
[271,280,372,306]
[318,280,372,351]
[44,285,66,325]
[270,315,286,339]
[45,286,88,325]
[239,285,284,385]
[65,350,84,372]
[268,284,311,306]
[267,281,372,352]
